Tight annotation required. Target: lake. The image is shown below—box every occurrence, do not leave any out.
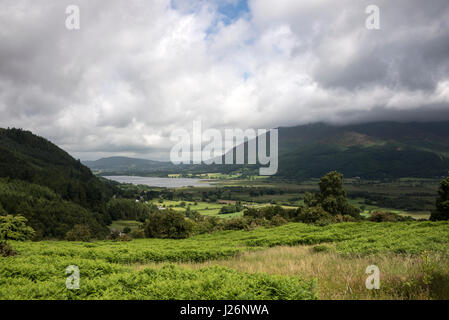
[104,176,213,188]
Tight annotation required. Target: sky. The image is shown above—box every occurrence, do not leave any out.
[0,0,449,160]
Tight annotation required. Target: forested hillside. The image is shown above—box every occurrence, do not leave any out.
[0,128,118,238]
[277,121,449,179]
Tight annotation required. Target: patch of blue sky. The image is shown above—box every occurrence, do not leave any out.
[217,0,249,24]
[170,0,250,37]
[204,0,251,36]
[242,71,252,81]
[170,0,249,21]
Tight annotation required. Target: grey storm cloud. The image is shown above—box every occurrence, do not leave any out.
[0,0,448,160]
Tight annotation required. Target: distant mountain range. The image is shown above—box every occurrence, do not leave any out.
[83,156,176,174]
[83,121,449,179]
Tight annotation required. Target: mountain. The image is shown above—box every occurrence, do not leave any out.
[0,128,117,238]
[84,121,449,180]
[83,156,176,175]
[276,121,449,179]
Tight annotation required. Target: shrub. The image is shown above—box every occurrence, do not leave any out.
[109,230,121,240]
[315,216,334,226]
[243,207,264,219]
[65,224,92,241]
[368,211,397,222]
[270,214,288,226]
[368,211,415,222]
[297,206,332,224]
[342,214,357,222]
[144,210,194,239]
[311,245,332,253]
[123,227,131,234]
[192,216,222,234]
[130,229,145,239]
[0,203,6,216]
[367,211,397,222]
[333,214,357,223]
[0,241,15,257]
[110,230,133,242]
[119,234,132,242]
[219,204,243,214]
[186,210,202,220]
[244,205,295,221]
[221,217,250,230]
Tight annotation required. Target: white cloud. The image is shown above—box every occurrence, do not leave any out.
[0,0,448,160]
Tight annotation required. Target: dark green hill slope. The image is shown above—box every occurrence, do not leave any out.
[190,121,449,179]
[0,128,118,238]
[0,128,115,210]
[277,121,449,179]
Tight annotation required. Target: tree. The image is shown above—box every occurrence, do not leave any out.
[317,171,360,217]
[0,215,35,257]
[144,210,193,239]
[0,215,35,241]
[303,192,318,207]
[300,171,361,220]
[430,172,449,221]
[316,171,346,215]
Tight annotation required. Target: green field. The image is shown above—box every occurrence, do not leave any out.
[109,220,143,232]
[154,200,243,217]
[348,198,431,219]
[2,221,449,299]
[153,200,298,219]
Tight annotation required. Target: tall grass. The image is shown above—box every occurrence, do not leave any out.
[159,246,449,299]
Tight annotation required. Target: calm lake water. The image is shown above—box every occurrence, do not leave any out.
[104,176,213,188]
